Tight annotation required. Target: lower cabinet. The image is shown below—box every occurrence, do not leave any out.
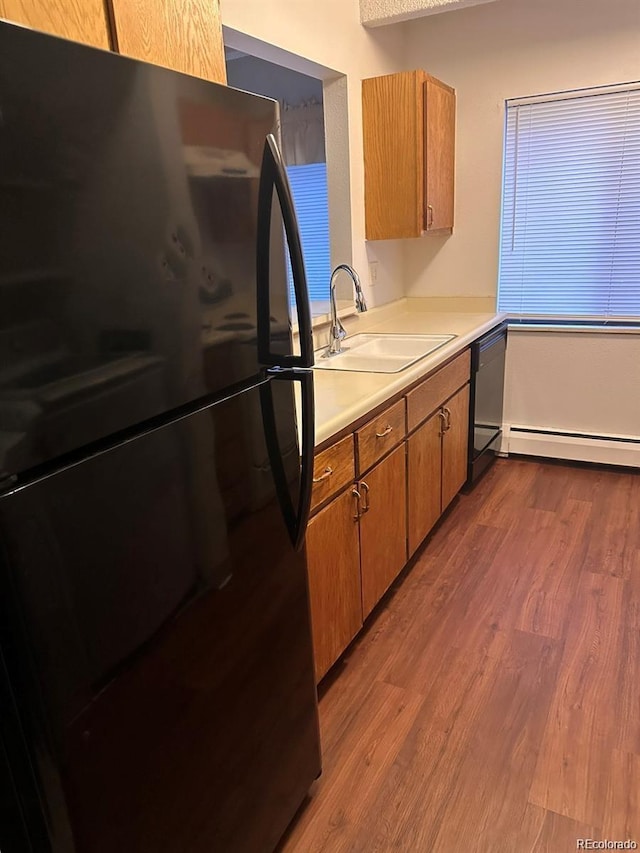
[305,444,407,680]
[407,411,442,557]
[305,487,362,682]
[442,384,470,510]
[359,443,407,618]
[408,381,470,557]
[306,348,471,682]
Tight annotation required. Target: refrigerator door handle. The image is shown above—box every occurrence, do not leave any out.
[256,134,314,369]
[260,368,314,551]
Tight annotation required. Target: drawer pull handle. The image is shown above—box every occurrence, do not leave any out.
[360,481,370,513]
[352,488,362,520]
[443,407,452,432]
[438,410,447,436]
[375,425,393,438]
[312,466,333,483]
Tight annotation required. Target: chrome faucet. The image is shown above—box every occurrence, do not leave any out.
[328,264,368,354]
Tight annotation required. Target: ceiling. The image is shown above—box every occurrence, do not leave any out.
[360,0,500,27]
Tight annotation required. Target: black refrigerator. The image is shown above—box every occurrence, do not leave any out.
[0,21,320,853]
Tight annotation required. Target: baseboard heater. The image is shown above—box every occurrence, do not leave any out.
[504,425,640,468]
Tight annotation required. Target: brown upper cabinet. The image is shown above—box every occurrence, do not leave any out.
[107,0,227,83]
[1,0,226,83]
[0,0,111,48]
[362,70,456,240]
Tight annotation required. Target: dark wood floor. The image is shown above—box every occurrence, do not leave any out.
[282,457,640,852]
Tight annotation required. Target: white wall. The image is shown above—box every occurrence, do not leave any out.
[226,55,323,104]
[220,0,407,308]
[503,329,640,465]
[402,0,640,299]
[402,0,640,461]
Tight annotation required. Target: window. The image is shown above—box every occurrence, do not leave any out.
[223,49,334,317]
[498,84,640,318]
[285,162,331,307]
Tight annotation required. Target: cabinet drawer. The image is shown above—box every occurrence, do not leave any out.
[406,349,470,433]
[311,434,355,513]
[356,398,406,475]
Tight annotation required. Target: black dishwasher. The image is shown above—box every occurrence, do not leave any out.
[467,322,507,486]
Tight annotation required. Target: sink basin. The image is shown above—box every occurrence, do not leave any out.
[313,333,456,374]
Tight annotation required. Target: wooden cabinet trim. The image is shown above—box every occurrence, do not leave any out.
[311,434,355,515]
[356,398,406,476]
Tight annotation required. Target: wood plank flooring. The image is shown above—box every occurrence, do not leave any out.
[281,458,640,852]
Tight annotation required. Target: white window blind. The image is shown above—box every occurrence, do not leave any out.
[498,85,640,318]
[285,162,331,305]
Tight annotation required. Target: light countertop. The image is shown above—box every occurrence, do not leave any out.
[307,300,506,447]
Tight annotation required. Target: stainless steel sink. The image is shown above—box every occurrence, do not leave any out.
[313,333,456,374]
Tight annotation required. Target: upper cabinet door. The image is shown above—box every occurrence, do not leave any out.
[363,69,455,240]
[107,0,227,83]
[424,77,455,233]
[0,0,111,48]
[362,70,424,241]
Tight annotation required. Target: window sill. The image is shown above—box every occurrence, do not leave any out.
[292,302,357,335]
[507,318,640,334]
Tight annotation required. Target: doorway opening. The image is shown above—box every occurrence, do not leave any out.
[223,31,352,320]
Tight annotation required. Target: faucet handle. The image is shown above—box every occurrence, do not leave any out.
[349,267,368,313]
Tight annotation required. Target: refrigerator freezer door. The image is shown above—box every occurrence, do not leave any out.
[0,22,298,480]
[0,383,320,853]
